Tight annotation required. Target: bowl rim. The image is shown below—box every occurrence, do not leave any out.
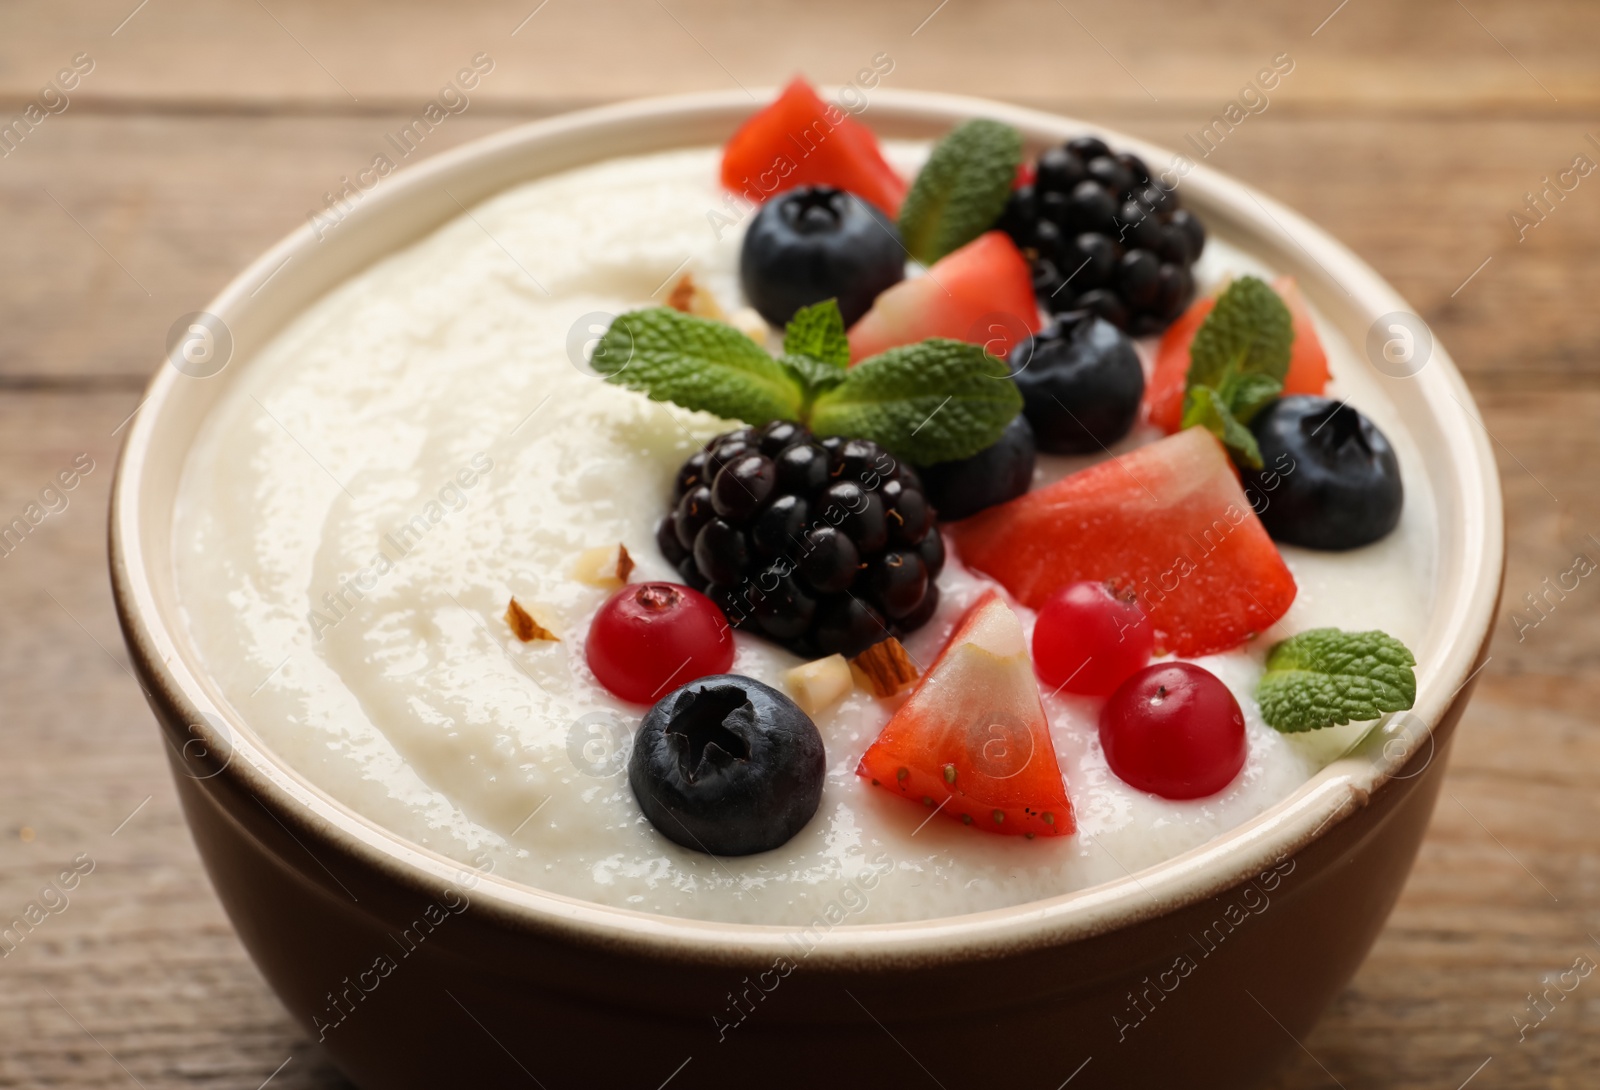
[110,87,1504,967]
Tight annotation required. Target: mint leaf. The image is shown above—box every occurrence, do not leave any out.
[595,307,802,425]
[1182,384,1264,468]
[1185,275,1293,393]
[1256,628,1417,734]
[899,119,1023,265]
[1221,371,1284,424]
[1180,276,1292,465]
[778,353,847,399]
[783,301,850,370]
[810,339,1021,464]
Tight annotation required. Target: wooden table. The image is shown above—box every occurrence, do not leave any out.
[1,1,1595,1085]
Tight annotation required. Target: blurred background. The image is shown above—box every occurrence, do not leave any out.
[1,1,1596,1086]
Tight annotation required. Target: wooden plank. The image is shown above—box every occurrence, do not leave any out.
[1,0,1594,111]
[2,114,1596,383]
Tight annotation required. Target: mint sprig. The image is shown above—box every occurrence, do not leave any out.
[811,339,1021,464]
[1180,276,1294,468]
[593,300,1020,464]
[1256,628,1417,734]
[898,119,1023,265]
[593,308,802,425]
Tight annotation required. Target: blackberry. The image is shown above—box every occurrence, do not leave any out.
[657,421,942,659]
[999,137,1205,336]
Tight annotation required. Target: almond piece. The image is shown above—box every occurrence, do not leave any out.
[505,597,558,642]
[850,638,921,699]
[572,544,634,589]
[784,654,853,717]
[666,272,726,320]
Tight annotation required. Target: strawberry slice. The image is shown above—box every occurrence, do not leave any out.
[949,429,1296,657]
[858,590,1075,838]
[1143,276,1330,433]
[720,77,907,217]
[846,231,1040,362]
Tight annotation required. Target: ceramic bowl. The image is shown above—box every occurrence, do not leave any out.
[110,89,1503,1090]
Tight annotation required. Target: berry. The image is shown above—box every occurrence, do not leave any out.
[869,550,929,619]
[721,77,907,217]
[585,583,734,705]
[666,424,941,658]
[949,428,1297,658]
[918,413,1036,521]
[1033,581,1153,697]
[740,186,906,327]
[1000,136,1202,334]
[846,231,1040,362]
[1009,315,1143,454]
[1245,396,1404,550]
[711,452,777,521]
[857,590,1075,837]
[630,675,825,856]
[1099,662,1247,800]
[1144,276,1329,433]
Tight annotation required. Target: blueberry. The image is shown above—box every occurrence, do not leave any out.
[740,186,905,327]
[1009,316,1143,453]
[1245,396,1404,550]
[629,675,825,856]
[917,414,1037,521]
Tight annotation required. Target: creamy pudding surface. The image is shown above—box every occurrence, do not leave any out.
[173,144,1437,926]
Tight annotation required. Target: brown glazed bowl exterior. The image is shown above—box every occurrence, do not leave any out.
[111,90,1504,1090]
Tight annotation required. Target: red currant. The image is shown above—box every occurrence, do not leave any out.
[1099,662,1246,800]
[1032,581,1153,697]
[585,583,734,705]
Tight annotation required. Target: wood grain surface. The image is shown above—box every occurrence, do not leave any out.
[1,1,1596,1086]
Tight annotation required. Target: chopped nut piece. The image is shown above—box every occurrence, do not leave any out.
[850,638,921,698]
[666,272,726,320]
[505,597,558,643]
[573,544,635,589]
[784,654,853,717]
